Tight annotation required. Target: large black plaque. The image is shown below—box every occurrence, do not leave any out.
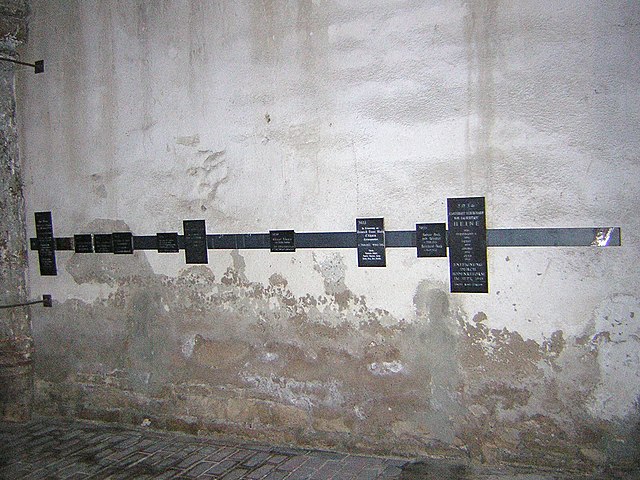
[447,197,488,293]
[270,230,295,252]
[112,232,133,254]
[157,233,179,253]
[74,234,93,253]
[94,234,114,253]
[183,220,208,264]
[356,218,386,267]
[416,223,447,257]
[35,211,57,276]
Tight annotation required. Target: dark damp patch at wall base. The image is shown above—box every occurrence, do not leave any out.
[29,252,639,470]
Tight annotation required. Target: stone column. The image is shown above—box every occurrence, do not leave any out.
[0,0,32,422]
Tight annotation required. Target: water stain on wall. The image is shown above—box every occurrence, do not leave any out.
[31,243,639,470]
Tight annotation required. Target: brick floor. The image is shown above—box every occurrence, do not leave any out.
[0,418,406,479]
[0,418,635,479]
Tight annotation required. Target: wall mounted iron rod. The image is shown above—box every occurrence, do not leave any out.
[0,56,44,73]
[0,295,52,309]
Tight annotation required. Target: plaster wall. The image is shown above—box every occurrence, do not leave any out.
[16,0,640,469]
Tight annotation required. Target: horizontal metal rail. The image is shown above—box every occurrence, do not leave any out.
[30,227,621,251]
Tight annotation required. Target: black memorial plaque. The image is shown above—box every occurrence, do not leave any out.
[270,230,295,252]
[112,232,134,254]
[74,234,93,253]
[447,197,488,293]
[35,211,57,276]
[183,220,208,264]
[416,223,447,258]
[157,233,179,253]
[94,234,114,253]
[356,218,386,267]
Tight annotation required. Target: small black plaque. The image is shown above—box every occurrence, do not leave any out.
[270,230,295,252]
[74,234,93,253]
[56,238,73,250]
[157,233,179,253]
[447,197,488,293]
[356,218,386,267]
[112,232,133,254]
[35,211,57,276]
[416,223,447,258]
[94,234,113,253]
[183,220,208,264]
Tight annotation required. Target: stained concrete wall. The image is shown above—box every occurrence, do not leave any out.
[16,0,640,470]
[0,0,32,422]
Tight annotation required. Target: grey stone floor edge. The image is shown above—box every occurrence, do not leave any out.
[0,417,637,480]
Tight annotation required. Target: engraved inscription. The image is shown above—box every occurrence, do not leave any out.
[184,220,208,264]
[270,230,295,252]
[94,234,114,253]
[157,232,179,253]
[35,211,57,276]
[357,218,386,267]
[112,232,133,254]
[74,234,93,253]
[416,223,447,258]
[447,197,488,293]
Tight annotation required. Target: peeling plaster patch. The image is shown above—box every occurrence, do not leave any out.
[242,374,345,411]
[89,171,118,199]
[181,334,197,358]
[312,252,363,313]
[588,294,640,420]
[269,273,288,288]
[368,360,404,376]
[187,150,228,200]
[91,179,108,198]
[176,134,200,146]
[313,252,348,293]
[261,352,279,363]
[353,405,366,420]
[178,149,229,215]
[472,311,487,323]
[230,250,246,278]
